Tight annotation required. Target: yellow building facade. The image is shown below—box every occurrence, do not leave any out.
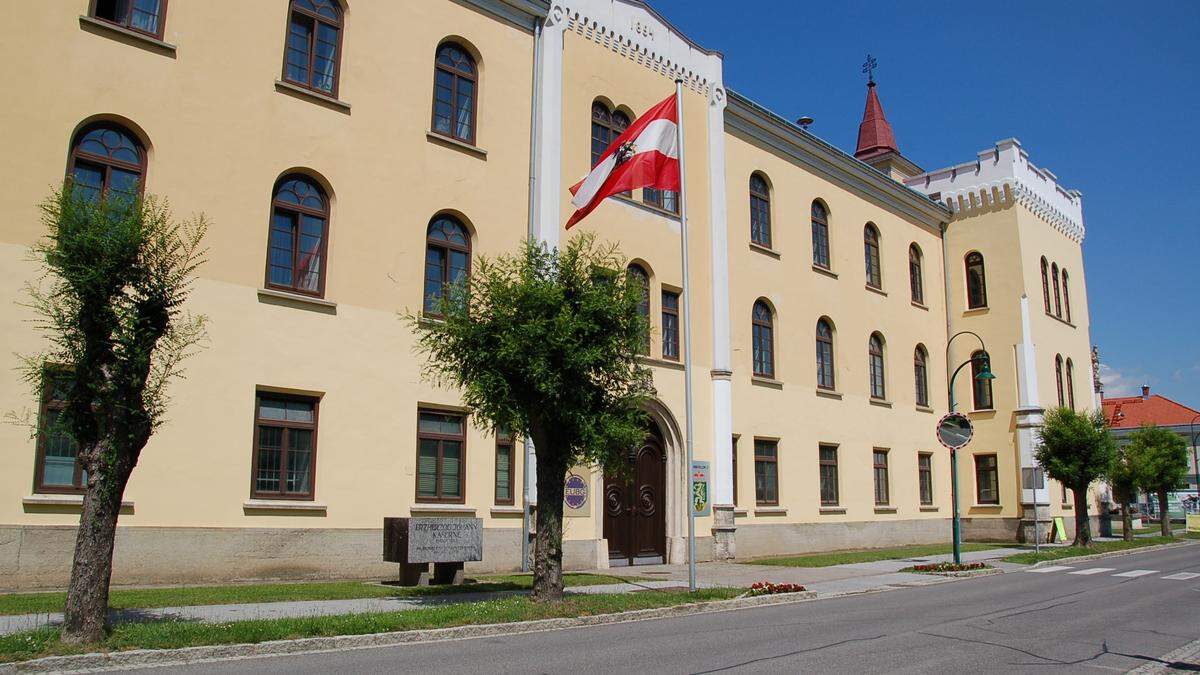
[0,0,1098,588]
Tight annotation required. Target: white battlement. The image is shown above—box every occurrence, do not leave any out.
[904,138,1085,242]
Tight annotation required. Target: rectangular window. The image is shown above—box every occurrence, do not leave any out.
[253,393,318,500]
[92,0,164,38]
[495,427,514,505]
[34,369,85,494]
[873,449,890,505]
[819,444,839,506]
[417,409,466,503]
[754,439,778,506]
[731,435,739,506]
[661,290,680,361]
[975,454,999,505]
[919,453,933,505]
[643,188,679,214]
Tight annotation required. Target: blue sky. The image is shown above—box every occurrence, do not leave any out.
[652,0,1200,405]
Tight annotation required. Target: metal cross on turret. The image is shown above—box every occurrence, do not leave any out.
[862,54,878,84]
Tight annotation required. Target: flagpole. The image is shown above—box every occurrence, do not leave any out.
[674,79,697,593]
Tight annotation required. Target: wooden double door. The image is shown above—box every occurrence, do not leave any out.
[604,432,667,566]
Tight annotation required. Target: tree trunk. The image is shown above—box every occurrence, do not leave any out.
[1070,484,1091,548]
[1121,501,1133,542]
[1158,488,1171,537]
[61,465,126,644]
[530,427,567,602]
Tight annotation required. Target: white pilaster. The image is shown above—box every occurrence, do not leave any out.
[1015,294,1047,506]
[707,85,733,506]
[533,9,564,249]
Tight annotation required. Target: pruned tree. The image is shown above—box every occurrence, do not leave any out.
[409,233,652,600]
[1107,445,1139,542]
[1126,424,1189,537]
[1035,407,1117,547]
[21,184,207,643]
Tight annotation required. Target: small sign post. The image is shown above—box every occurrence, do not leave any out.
[936,412,975,564]
[690,461,711,518]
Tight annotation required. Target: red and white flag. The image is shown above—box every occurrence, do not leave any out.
[566,93,680,228]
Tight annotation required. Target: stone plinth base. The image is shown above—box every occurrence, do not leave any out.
[1019,503,1053,544]
[711,505,736,560]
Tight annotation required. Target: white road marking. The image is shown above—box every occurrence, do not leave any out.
[1112,569,1157,578]
[1160,572,1200,581]
[1068,568,1115,575]
[1029,566,1074,573]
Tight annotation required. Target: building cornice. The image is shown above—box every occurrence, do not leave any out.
[725,91,951,233]
[453,0,548,30]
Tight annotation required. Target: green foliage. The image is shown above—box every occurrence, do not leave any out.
[1125,424,1189,494]
[1107,445,1139,507]
[1035,407,1117,491]
[751,543,1000,568]
[20,183,207,488]
[409,232,653,474]
[1001,536,1178,565]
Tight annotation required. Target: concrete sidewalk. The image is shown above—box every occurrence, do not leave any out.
[0,548,1021,637]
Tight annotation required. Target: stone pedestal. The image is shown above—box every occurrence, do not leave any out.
[1018,503,1052,544]
[711,504,736,560]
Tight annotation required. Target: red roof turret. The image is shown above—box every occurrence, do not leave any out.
[855,81,899,160]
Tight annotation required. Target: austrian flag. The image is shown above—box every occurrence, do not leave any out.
[566,93,681,228]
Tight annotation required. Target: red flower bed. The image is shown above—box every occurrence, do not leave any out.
[909,562,987,573]
[747,581,807,596]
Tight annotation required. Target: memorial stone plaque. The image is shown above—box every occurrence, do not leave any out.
[406,517,483,563]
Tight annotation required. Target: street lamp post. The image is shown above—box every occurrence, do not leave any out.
[946,331,994,564]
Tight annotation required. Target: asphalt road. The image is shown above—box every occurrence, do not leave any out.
[141,546,1200,674]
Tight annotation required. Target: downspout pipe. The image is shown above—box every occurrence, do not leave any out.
[521,16,543,573]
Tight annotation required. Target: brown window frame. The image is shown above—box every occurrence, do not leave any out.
[33,368,86,495]
[627,264,651,355]
[416,409,467,504]
[250,392,319,501]
[864,224,882,289]
[811,201,830,269]
[590,101,632,199]
[1040,257,1051,314]
[873,449,890,506]
[494,428,515,506]
[914,345,929,407]
[1055,355,1065,407]
[265,174,330,298]
[818,444,839,506]
[753,438,778,506]
[965,251,988,309]
[752,300,774,378]
[909,244,924,304]
[423,215,472,316]
[643,186,679,214]
[918,452,934,505]
[749,173,772,248]
[67,121,147,200]
[869,333,886,400]
[974,454,999,505]
[431,42,479,145]
[816,319,835,390]
[661,288,680,361]
[1051,262,1062,318]
[281,0,344,98]
[971,350,994,411]
[1066,359,1076,410]
[88,0,168,40]
[1061,270,1071,323]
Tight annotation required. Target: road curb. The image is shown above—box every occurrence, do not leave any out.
[1028,540,1196,568]
[0,591,817,673]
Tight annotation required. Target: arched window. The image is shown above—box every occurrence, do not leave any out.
[811,201,830,268]
[868,333,886,399]
[1055,355,1065,406]
[816,319,835,390]
[972,350,993,410]
[591,102,631,198]
[267,175,329,296]
[1051,263,1062,318]
[752,300,774,378]
[432,42,478,144]
[423,215,471,314]
[283,0,343,96]
[749,174,771,248]
[965,251,987,309]
[909,244,924,304]
[1061,270,1071,323]
[68,122,146,202]
[1040,257,1051,313]
[89,0,165,38]
[1066,358,1076,409]
[627,264,651,355]
[864,224,882,289]
[914,345,929,407]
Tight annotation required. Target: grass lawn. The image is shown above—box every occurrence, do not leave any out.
[749,542,1002,567]
[1001,536,1187,565]
[0,588,742,664]
[0,573,639,617]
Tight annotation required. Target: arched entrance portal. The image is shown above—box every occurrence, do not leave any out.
[603,422,667,566]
